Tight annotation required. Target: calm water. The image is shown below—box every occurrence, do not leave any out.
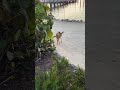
[49,0,85,69]
[53,20,85,69]
[50,0,85,21]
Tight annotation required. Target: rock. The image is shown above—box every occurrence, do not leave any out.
[69,64,77,71]
[80,20,83,22]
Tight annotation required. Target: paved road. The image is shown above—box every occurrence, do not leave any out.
[52,20,85,69]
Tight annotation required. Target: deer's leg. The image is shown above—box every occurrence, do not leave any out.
[60,38,62,43]
[57,38,59,45]
[58,39,60,45]
[59,39,61,45]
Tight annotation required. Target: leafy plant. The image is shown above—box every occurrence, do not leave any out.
[35,1,85,90]
[35,55,85,90]
[0,0,35,80]
[35,1,55,59]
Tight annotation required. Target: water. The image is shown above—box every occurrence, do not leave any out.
[50,0,85,69]
[53,20,85,69]
[50,0,85,21]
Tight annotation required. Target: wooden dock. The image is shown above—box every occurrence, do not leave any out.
[40,0,77,9]
[41,0,76,3]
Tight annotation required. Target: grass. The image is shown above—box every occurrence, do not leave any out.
[35,55,85,90]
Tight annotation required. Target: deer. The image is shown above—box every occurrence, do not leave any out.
[53,31,64,45]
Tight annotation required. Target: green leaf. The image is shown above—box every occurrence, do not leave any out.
[47,29,53,40]
[14,29,21,41]
[41,39,44,43]
[24,28,30,37]
[44,5,50,11]
[7,51,14,60]
[2,0,11,13]
[35,3,45,14]
[40,48,45,51]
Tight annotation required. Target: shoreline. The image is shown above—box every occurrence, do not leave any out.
[53,19,85,23]
[53,20,85,70]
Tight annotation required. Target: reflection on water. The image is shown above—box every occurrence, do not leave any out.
[49,0,85,21]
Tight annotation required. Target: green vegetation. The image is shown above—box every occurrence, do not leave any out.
[0,0,85,89]
[35,0,55,59]
[0,0,35,88]
[0,0,34,75]
[36,55,85,90]
[35,1,85,90]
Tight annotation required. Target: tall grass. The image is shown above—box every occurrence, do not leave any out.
[35,55,85,90]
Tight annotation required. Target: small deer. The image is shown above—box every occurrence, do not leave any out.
[54,32,64,45]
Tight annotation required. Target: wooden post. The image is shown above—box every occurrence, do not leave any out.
[54,3,55,8]
[60,2,62,6]
[80,0,81,7]
[50,3,52,9]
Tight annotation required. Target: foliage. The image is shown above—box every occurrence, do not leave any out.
[35,55,85,90]
[0,0,35,75]
[35,1,55,59]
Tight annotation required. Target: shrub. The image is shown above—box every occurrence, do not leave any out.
[35,55,85,90]
[0,0,35,74]
[35,1,55,59]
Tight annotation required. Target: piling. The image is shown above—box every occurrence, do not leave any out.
[41,0,77,9]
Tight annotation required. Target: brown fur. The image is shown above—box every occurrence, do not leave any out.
[54,32,64,45]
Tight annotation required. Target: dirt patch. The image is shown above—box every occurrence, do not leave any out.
[35,51,54,71]
[0,61,35,90]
